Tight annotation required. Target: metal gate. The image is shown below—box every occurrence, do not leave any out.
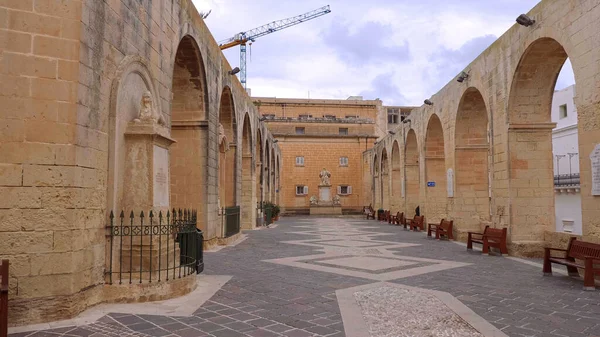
[224,206,241,237]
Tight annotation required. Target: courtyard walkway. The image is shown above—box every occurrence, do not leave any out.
[9,217,600,337]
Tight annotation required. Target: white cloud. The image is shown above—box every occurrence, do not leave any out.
[190,0,574,106]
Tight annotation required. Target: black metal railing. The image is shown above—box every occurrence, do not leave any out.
[105,209,203,285]
[0,259,8,337]
[554,173,580,187]
[223,206,241,238]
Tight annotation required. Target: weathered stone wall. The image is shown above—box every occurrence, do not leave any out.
[0,0,280,326]
[369,0,600,255]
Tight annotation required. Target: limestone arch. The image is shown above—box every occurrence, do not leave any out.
[275,154,281,205]
[169,35,210,234]
[107,56,163,212]
[218,86,237,209]
[240,113,254,229]
[373,154,379,208]
[454,87,490,231]
[270,147,276,202]
[391,140,402,211]
[506,37,581,241]
[255,128,264,209]
[425,114,447,222]
[265,139,271,202]
[380,148,390,210]
[405,129,420,216]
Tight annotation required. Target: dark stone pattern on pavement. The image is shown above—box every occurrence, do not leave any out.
[10,217,600,337]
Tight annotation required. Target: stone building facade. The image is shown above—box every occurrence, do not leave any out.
[254,97,386,213]
[0,0,281,326]
[366,0,600,257]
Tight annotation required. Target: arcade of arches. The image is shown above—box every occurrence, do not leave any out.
[367,7,600,257]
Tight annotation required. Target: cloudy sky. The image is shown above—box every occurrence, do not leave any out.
[192,0,575,106]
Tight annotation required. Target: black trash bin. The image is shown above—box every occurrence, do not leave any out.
[196,229,204,274]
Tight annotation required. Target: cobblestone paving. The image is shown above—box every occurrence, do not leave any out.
[10,217,600,337]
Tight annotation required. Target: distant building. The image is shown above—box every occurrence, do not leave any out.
[253,97,389,214]
[385,106,413,127]
[551,85,581,234]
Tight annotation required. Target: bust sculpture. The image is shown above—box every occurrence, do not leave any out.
[309,195,318,205]
[333,194,341,205]
[319,168,331,186]
[135,91,165,125]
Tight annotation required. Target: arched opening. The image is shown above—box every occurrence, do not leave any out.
[275,155,281,205]
[391,141,402,211]
[507,37,581,241]
[455,88,490,232]
[169,35,209,231]
[270,148,275,202]
[373,155,379,209]
[241,113,254,229]
[255,129,263,218]
[265,140,271,202]
[425,114,447,222]
[218,87,237,211]
[405,129,420,216]
[381,148,390,210]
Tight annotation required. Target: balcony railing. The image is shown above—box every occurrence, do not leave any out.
[554,173,580,187]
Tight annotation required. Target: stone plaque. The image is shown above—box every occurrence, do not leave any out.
[319,186,331,202]
[447,168,454,198]
[153,145,169,207]
[591,144,600,196]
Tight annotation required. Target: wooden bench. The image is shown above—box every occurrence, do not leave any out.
[1,259,8,337]
[406,215,425,231]
[428,219,454,240]
[364,205,375,220]
[543,237,600,290]
[391,212,405,226]
[382,210,390,223]
[467,226,508,255]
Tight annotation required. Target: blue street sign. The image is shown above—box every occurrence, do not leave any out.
[427,182,436,187]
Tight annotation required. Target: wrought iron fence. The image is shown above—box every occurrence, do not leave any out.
[105,209,203,285]
[554,173,580,187]
[223,206,241,237]
[0,259,8,337]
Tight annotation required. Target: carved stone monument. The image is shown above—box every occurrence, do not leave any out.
[591,144,600,196]
[310,168,342,215]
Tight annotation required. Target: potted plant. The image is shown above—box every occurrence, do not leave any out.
[272,204,281,221]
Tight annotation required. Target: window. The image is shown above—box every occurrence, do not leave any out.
[295,127,305,135]
[296,185,308,195]
[339,128,348,135]
[298,114,312,119]
[387,108,399,124]
[323,114,336,119]
[262,114,275,120]
[559,104,568,119]
[345,115,358,119]
[295,156,305,166]
[339,156,349,167]
[337,185,352,195]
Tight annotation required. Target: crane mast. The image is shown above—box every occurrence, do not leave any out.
[219,5,331,89]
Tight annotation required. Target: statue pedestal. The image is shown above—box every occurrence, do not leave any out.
[310,184,341,215]
[319,185,331,202]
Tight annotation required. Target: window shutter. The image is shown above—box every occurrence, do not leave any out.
[337,186,342,194]
[303,186,308,195]
[348,186,353,194]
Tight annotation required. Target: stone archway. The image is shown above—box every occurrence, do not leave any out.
[381,148,390,210]
[169,35,209,230]
[275,155,281,205]
[241,113,254,229]
[455,88,490,233]
[265,140,271,202]
[255,129,264,219]
[405,130,419,216]
[425,114,447,222]
[270,147,275,202]
[391,140,402,211]
[218,87,237,211]
[373,154,379,209]
[507,37,579,243]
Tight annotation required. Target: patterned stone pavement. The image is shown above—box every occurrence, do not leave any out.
[9,217,600,337]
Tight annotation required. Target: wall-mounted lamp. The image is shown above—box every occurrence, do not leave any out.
[402,118,411,124]
[424,99,433,106]
[228,67,241,75]
[273,139,279,143]
[516,14,535,27]
[374,141,379,145]
[456,71,469,83]
[259,117,266,122]
[388,130,396,135]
